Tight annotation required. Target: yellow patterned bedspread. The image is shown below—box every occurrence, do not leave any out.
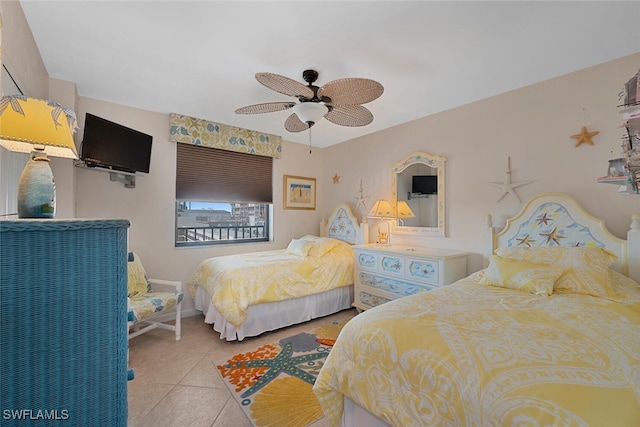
[187,243,354,327]
[314,270,640,426]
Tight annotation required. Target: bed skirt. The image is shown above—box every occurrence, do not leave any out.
[342,397,391,427]
[194,285,354,341]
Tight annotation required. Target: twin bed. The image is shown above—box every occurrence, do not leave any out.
[313,193,640,426]
[187,203,367,341]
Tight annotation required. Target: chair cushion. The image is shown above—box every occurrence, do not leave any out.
[128,291,184,324]
[128,252,151,297]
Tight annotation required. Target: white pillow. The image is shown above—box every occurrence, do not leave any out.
[299,235,343,257]
[285,238,313,257]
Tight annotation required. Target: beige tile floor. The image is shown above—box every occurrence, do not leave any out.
[127,308,358,427]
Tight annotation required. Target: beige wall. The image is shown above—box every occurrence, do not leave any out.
[1,2,78,217]
[74,97,326,312]
[1,1,327,313]
[323,53,640,273]
[3,1,639,312]
[74,54,640,310]
[49,77,79,218]
[0,0,47,98]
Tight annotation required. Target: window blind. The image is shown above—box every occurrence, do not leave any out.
[176,143,273,203]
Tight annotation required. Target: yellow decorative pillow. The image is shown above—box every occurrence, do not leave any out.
[128,252,151,297]
[300,236,341,257]
[285,238,313,257]
[480,255,564,296]
[495,246,619,300]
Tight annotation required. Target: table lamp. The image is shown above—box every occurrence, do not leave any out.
[396,200,416,225]
[0,95,78,218]
[368,199,394,245]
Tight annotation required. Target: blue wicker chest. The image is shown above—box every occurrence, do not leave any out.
[0,219,130,427]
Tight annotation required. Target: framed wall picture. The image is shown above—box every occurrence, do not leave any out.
[283,175,316,210]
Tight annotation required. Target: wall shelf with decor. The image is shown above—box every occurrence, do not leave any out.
[75,161,138,188]
[597,71,640,195]
[597,175,630,186]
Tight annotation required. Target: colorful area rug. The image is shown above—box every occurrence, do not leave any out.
[216,319,349,427]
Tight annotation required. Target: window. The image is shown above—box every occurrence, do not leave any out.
[175,144,273,246]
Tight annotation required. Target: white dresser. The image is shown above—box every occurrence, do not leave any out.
[352,244,468,310]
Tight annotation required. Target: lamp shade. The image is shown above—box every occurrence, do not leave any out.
[293,102,328,126]
[368,199,394,219]
[0,96,78,158]
[396,200,416,219]
[0,96,78,218]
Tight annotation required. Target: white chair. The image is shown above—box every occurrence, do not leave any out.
[127,252,183,341]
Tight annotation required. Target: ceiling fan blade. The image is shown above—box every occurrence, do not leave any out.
[256,72,314,98]
[235,101,296,115]
[319,78,384,106]
[325,105,374,127]
[284,113,310,133]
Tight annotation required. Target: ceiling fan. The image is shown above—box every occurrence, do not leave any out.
[235,69,384,133]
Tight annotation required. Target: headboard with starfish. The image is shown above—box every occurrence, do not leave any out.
[485,193,640,281]
[320,203,369,245]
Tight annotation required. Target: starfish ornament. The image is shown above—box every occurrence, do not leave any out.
[536,213,552,225]
[516,235,534,247]
[353,179,369,213]
[571,126,599,147]
[491,156,531,203]
[332,173,340,184]
[540,227,566,245]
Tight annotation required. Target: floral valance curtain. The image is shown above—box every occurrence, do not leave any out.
[169,113,282,159]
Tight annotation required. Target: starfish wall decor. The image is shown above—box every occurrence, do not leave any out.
[353,179,369,214]
[571,126,599,147]
[571,107,599,147]
[490,156,531,203]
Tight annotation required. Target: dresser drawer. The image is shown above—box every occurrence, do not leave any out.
[355,250,378,269]
[406,257,440,285]
[358,271,438,297]
[379,253,405,277]
[355,290,392,310]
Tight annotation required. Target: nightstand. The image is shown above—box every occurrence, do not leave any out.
[352,244,468,310]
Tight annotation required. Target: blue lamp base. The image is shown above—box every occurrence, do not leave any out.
[17,151,56,218]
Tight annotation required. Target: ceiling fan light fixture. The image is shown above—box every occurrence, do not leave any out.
[293,102,328,126]
[236,69,383,134]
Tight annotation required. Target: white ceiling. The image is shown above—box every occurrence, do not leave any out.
[18,1,640,148]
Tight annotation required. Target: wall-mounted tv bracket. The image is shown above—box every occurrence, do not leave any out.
[109,171,136,188]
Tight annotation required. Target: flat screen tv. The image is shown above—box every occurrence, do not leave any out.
[80,113,152,174]
[412,175,437,195]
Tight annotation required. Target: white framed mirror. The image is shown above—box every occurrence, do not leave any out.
[391,151,446,237]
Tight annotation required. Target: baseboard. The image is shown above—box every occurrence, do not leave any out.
[144,308,201,323]
[181,308,201,318]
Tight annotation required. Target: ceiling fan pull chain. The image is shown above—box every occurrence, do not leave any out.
[309,124,312,154]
